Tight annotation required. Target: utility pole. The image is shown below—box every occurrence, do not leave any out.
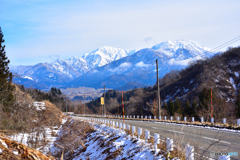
[84,92,85,115]
[122,90,125,123]
[211,89,213,118]
[104,85,105,116]
[156,59,161,117]
[66,97,67,112]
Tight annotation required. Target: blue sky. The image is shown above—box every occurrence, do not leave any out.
[1,0,240,65]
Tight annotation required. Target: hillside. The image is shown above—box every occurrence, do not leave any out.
[86,47,240,123]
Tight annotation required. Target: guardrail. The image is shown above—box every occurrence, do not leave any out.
[74,114,240,128]
[78,117,233,160]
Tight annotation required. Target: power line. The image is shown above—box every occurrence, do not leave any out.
[211,36,240,52]
[212,38,240,52]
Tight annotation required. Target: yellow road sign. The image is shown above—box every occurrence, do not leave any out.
[101,97,104,105]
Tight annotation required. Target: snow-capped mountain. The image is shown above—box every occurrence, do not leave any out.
[83,46,136,69]
[11,40,214,90]
[11,46,136,89]
[69,40,214,89]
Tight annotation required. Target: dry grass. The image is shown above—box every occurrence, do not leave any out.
[125,127,132,135]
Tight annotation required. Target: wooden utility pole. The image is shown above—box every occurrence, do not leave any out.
[66,97,67,112]
[154,99,156,116]
[156,59,161,117]
[122,91,125,123]
[84,92,85,115]
[211,89,213,118]
[104,85,105,116]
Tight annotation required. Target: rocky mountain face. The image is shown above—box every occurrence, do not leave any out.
[11,40,214,90]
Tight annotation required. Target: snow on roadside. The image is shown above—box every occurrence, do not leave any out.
[66,120,168,160]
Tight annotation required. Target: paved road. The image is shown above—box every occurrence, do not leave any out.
[75,116,240,159]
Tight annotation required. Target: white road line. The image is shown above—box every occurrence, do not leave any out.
[152,127,184,134]
[152,127,231,144]
[202,136,231,144]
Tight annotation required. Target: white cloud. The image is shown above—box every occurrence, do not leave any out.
[136,61,149,67]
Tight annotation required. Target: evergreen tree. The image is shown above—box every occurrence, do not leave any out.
[168,99,174,116]
[198,87,211,110]
[113,90,117,98]
[163,101,168,110]
[0,27,15,112]
[184,99,192,116]
[192,101,198,117]
[174,97,182,114]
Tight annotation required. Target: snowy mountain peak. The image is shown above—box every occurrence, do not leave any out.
[151,40,212,58]
[83,46,136,69]
[152,40,210,52]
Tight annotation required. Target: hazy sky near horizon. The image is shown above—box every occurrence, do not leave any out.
[1,0,240,65]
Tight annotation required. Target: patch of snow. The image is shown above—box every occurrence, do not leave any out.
[23,76,33,80]
[0,140,8,148]
[225,85,232,89]
[119,62,132,68]
[229,77,236,90]
[135,61,149,67]
[183,88,189,93]
[168,58,193,66]
[190,79,194,84]
[234,72,239,77]
[33,102,46,111]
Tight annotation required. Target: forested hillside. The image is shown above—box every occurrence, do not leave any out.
[86,47,240,123]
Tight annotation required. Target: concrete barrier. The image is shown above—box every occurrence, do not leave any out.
[138,128,142,139]
[145,130,150,142]
[132,126,136,136]
[211,118,214,124]
[223,118,226,124]
[154,133,160,151]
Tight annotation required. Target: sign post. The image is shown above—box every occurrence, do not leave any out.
[101,97,104,116]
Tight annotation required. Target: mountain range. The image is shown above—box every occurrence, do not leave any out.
[10,40,214,90]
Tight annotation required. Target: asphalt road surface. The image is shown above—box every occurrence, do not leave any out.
[74,116,240,159]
